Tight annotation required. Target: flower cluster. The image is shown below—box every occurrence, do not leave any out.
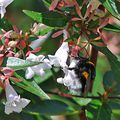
[25,42,83,95]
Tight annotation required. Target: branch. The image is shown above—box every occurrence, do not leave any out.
[45,91,120,100]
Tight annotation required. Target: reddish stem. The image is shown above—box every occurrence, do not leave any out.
[89,46,98,92]
[79,107,87,120]
[90,46,98,67]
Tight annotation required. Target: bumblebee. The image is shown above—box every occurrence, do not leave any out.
[69,56,96,93]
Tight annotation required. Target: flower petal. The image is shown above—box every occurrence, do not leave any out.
[20,98,31,108]
[26,53,45,62]
[48,55,60,67]
[25,67,35,79]
[38,68,45,76]
[2,0,14,7]
[5,81,18,102]
[5,105,13,115]
[0,6,6,18]
[0,0,14,18]
[57,77,64,84]
[55,42,69,67]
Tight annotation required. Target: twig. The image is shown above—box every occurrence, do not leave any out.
[90,46,98,67]
[45,91,120,100]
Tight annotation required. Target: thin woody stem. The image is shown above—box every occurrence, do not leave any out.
[79,107,87,120]
[89,46,98,92]
[90,46,98,67]
[45,91,120,100]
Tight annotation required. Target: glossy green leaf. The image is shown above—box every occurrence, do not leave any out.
[103,71,120,92]
[76,0,84,6]
[42,0,51,7]
[99,0,120,20]
[87,100,112,120]
[23,10,68,27]
[2,57,40,70]
[103,71,115,88]
[92,45,120,83]
[50,95,80,110]
[92,57,107,95]
[12,72,50,99]
[38,27,53,36]
[25,100,74,115]
[73,97,92,106]
[103,24,120,32]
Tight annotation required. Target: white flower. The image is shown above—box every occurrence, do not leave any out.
[25,53,52,79]
[57,68,82,89]
[57,59,82,95]
[0,0,14,18]
[26,53,45,62]
[48,42,69,68]
[69,58,79,68]
[4,81,30,115]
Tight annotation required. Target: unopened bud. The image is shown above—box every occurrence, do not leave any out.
[8,41,17,48]
[2,67,14,77]
[9,31,20,39]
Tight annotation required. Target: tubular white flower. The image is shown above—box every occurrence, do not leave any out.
[48,42,69,68]
[25,53,52,79]
[26,53,45,62]
[57,68,82,89]
[0,0,14,18]
[57,59,82,95]
[4,81,30,115]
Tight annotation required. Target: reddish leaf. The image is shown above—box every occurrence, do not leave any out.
[0,54,4,65]
[52,30,63,38]
[84,5,92,18]
[49,0,59,11]
[2,67,14,77]
[19,40,26,49]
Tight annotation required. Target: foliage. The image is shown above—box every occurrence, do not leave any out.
[0,0,120,120]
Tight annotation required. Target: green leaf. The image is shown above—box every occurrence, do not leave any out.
[103,71,115,88]
[50,95,80,110]
[76,0,84,6]
[103,24,120,32]
[99,0,120,20]
[25,100,74,115]
[42,0,51,7]
[23,10,68,27]
[92,45,120,83]
[2,57,40,70]
[92,57,110,95]
[103,71,120,92]
[38,27,53,36]
[73,97,92,106]
[12,72,50,99]
[0,18,13,31]
[87,100,112,120]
